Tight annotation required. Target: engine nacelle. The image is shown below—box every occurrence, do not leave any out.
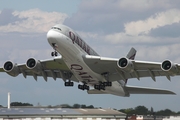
[161,60,178,75]
[117,57,134,72]
[26,58,42,73]
[3,61,20,77]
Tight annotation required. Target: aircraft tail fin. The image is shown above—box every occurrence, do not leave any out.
[124,47,137,84]
[125,85,176,95]
[126,47,137,60]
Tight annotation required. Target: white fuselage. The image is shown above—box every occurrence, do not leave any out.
[47,24,127,96]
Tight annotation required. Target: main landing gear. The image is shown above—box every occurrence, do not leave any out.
[51,51,58,56]
[94,72,112,90]
[94,81,112,90]
[64,81,90,90]
[64,81,74,86]
[78,84,90,90]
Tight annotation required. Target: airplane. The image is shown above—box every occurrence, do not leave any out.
[0,24,179,97]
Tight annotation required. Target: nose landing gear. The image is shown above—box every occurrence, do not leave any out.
[51,51,58,56]
[51,43,58,56]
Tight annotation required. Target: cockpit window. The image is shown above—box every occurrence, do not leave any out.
[51,27,61,31]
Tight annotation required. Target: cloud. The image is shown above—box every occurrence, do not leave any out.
[149,22,180,38]
[136,43,180,62]
[0,9,68,33]
[63,1,180,64]
[0,31,52,66]
[124,9,180,36]
[75,29,180,63]
[0,9,24,26]
[64,0,180,34]
[118,0,173,11]
[104,32,180,45]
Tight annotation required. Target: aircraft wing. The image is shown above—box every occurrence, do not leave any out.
[1,56,78,82]
[83,55,180,81]
[0,68,4,72]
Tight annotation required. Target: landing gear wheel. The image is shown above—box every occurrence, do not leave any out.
[105,81,112,86]
[108,81,112,86]
[94,84,105,90]
[78,84,89,90]
[51,51,58,57]
[100,85,105,90]
[51,52,54,56]
[55,51,58,56]
[86,86,90,90]
[78,84,84,90]
[78,84,81,89]
[94,85,100,90]
[64,81,74,87]
[70,82,74,86]
[64,82,68,86]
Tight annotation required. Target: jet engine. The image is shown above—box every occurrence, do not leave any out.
[3,61,20,77]
[26,58,42,73]
[117,57,134,72]
[161,60,178,75]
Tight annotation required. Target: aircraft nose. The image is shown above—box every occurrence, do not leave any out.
[47,29,66,50]
[47,30,58,43]
[47,29,65,43]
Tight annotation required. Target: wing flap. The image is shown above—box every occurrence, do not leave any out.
[40,56,70,71]
[125,85,175,95]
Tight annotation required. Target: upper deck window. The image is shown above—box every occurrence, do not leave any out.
[51,27,61,31]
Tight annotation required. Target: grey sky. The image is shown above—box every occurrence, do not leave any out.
[0,0,180,112]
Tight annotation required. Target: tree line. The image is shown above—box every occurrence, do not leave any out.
[0,102,94,108]
[0,102,180,116]
[119,105,180,116]
[10,102,33,106]
[57,103,94,108]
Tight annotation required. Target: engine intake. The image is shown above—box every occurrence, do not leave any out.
[117,57,134,72]
[161,60,178,75]
[3,61,20,77]
[26,58,37,69]
[26,58,42,73]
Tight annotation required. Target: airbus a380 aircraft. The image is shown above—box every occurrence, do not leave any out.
[1,24,179,96]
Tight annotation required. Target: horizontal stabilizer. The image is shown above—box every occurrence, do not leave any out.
[87,89,107,94]
[125,85,176,95]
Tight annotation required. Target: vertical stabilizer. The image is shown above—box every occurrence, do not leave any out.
[123,47,137,85]
[126,47,137,60]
